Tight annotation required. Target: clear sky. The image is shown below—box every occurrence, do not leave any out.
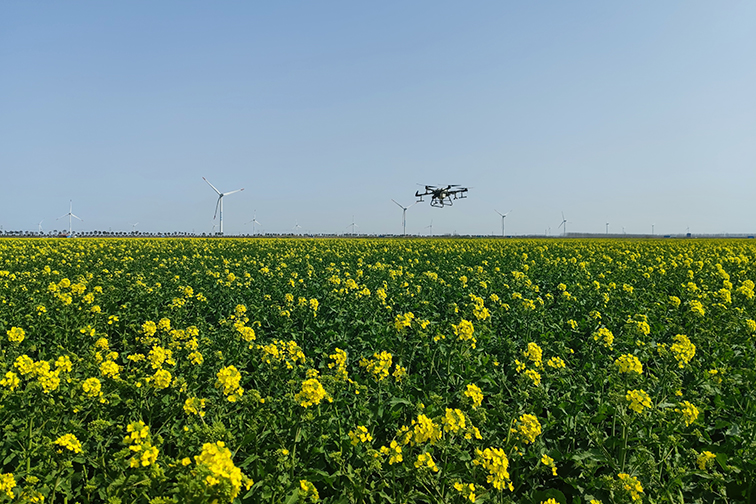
[1,1,754,236]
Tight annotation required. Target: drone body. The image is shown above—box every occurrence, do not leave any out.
[415,185,469,208]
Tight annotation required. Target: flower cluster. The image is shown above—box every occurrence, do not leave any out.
[626,389,652,413]
[452,319,476,348]
[295,378,332,407]
[473,447,512,491]
[6,326,25,343]
[523,342,543,367]
[359,351,393,381]
[697,451,716,470]
[676,400,699,426]
[617,473,644,501]
[124,421,158,468]
[54,433,83,454]
[615,354,643,374]
[194,441,253,500]
[414,452,439,472]
[513,414,542,444]
[348,426,373,445]
[379,441,403,464]
[454,482,477,502]
[184,396,207,417]
[593,327,614,349]
[216,365,244,402]
[670,334,696,368]
[464,383,483,408]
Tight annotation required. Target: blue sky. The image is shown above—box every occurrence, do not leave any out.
[1,1,754,236]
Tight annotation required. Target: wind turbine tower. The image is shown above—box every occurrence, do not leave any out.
[494,209,511,237]
[558,212,569,236]
[57,201,83,237]
[392,200,416,236]
[203,177,244,235]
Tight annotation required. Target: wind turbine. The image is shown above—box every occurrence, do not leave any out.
[558,212,569,236]
[426,219,433,237]
[494,209,512,237]
[293,221,302,234]
[57,201,82,236]
[347,215,358,236]
[203,177,244,235]
[38,220,44,234]
[245,211,262,235]
[132,222,139,233]
[391,200,417,236]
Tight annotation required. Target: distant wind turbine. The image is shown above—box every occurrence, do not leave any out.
[38,220,44,234]
[392,200,417,236]
[203,177,244,235]
[57,201,82,236]
[132,222,139,233]
[606,222,609,234]
[347,215,359,236]
[426,219,433,237]
[245,211,262,235]
[293,221,302,234]
[494,209,512,237]
[558,212,569,236]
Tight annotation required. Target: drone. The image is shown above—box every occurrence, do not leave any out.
[415,185,469,208]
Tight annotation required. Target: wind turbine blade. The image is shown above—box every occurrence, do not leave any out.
[203,177,222,195]
[223,188,244,196]
[213,197,221,219]
[494,209,503,216]
[71,214,82,221]
[391,199,404,209]
[57,214,67,220]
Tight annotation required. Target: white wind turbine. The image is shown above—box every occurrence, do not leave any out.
[494,209,512,237]
[38,220,44,234]
[132,222,139,233]
[392,199,417,236]
[347,215,359,236]
[203,177,244,235]
[426,219,434,237]
[245,211,262,235]
[293,221,302,234]
[558,212,569,236]
[57,201,82,236]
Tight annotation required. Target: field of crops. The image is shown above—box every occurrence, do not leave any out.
[1,238,755,504]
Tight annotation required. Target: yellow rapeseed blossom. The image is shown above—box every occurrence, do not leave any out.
[523,369,541,386]
[0,372,20,391]
[359,351,393,381]
[100,360,120,379]
[452,319,476,348]
[394,312,415,331]
[473,447,512,491]
[673,400,698,427]
[689,300,705,317]
[216,366,244,402]
[184,397,207,417]
[617,473,644,501]
[6,327,25,343]
[464,384,484,408]
[615,354,643,374]
[546,356,566,369]
[194,441,253,500]
[150,369,172,389]
[670,334,695,368]
[442,408,467,434]
[82,377,102,398]
[54,434,83,454]
[141,320,157,337]
[380,441,403,464]
[410,414,442,445]
[414,452,439,472]
[348,426,373,445]
[295,378,332,408]
[697,451,716,470]
[454,482,477,502]
[523,342,543,367]
[514,414,542,444]
[626,389,652,413]
[541,454,557,476]
[0,473,15,499]
[593,327,614,349]
[299,479,319,502]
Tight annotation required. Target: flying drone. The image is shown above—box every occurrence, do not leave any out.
[415,185,469,208]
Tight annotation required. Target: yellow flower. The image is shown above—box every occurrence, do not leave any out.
[697,451,716,470]
[626,389,652,413]
[593,327,614,348]
[464,384,484,408]
[541,454,557,476]
[689,299,705,317]
[453,482,477,502]
[442,408,467,434]
[82,377,102,398]
[216,365,244,402]
[0,372,20,391]
[359,351,393,381]
[54,433,83,454]
[617,473,644,501]
[676,400,699,426]
[546,356,566,369]
[99,360,120,379]
[295,378,332,408]
[149,369,172,389]
[523,342,543,367]
[299,479,320,502]
[452,319,476,348]
[513,414,542,444]
[410,414,442,445]
[6,327,25,343]
[523,369,541,386]
[414,452,439,472]
[141,320,157,336]
[670,334,695,368]
[379,440,403,464]
[614,354,643,374]
[0,473,15,499]
[183,397,207,417]
[348,426,373,445]
[473,447,511,490]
